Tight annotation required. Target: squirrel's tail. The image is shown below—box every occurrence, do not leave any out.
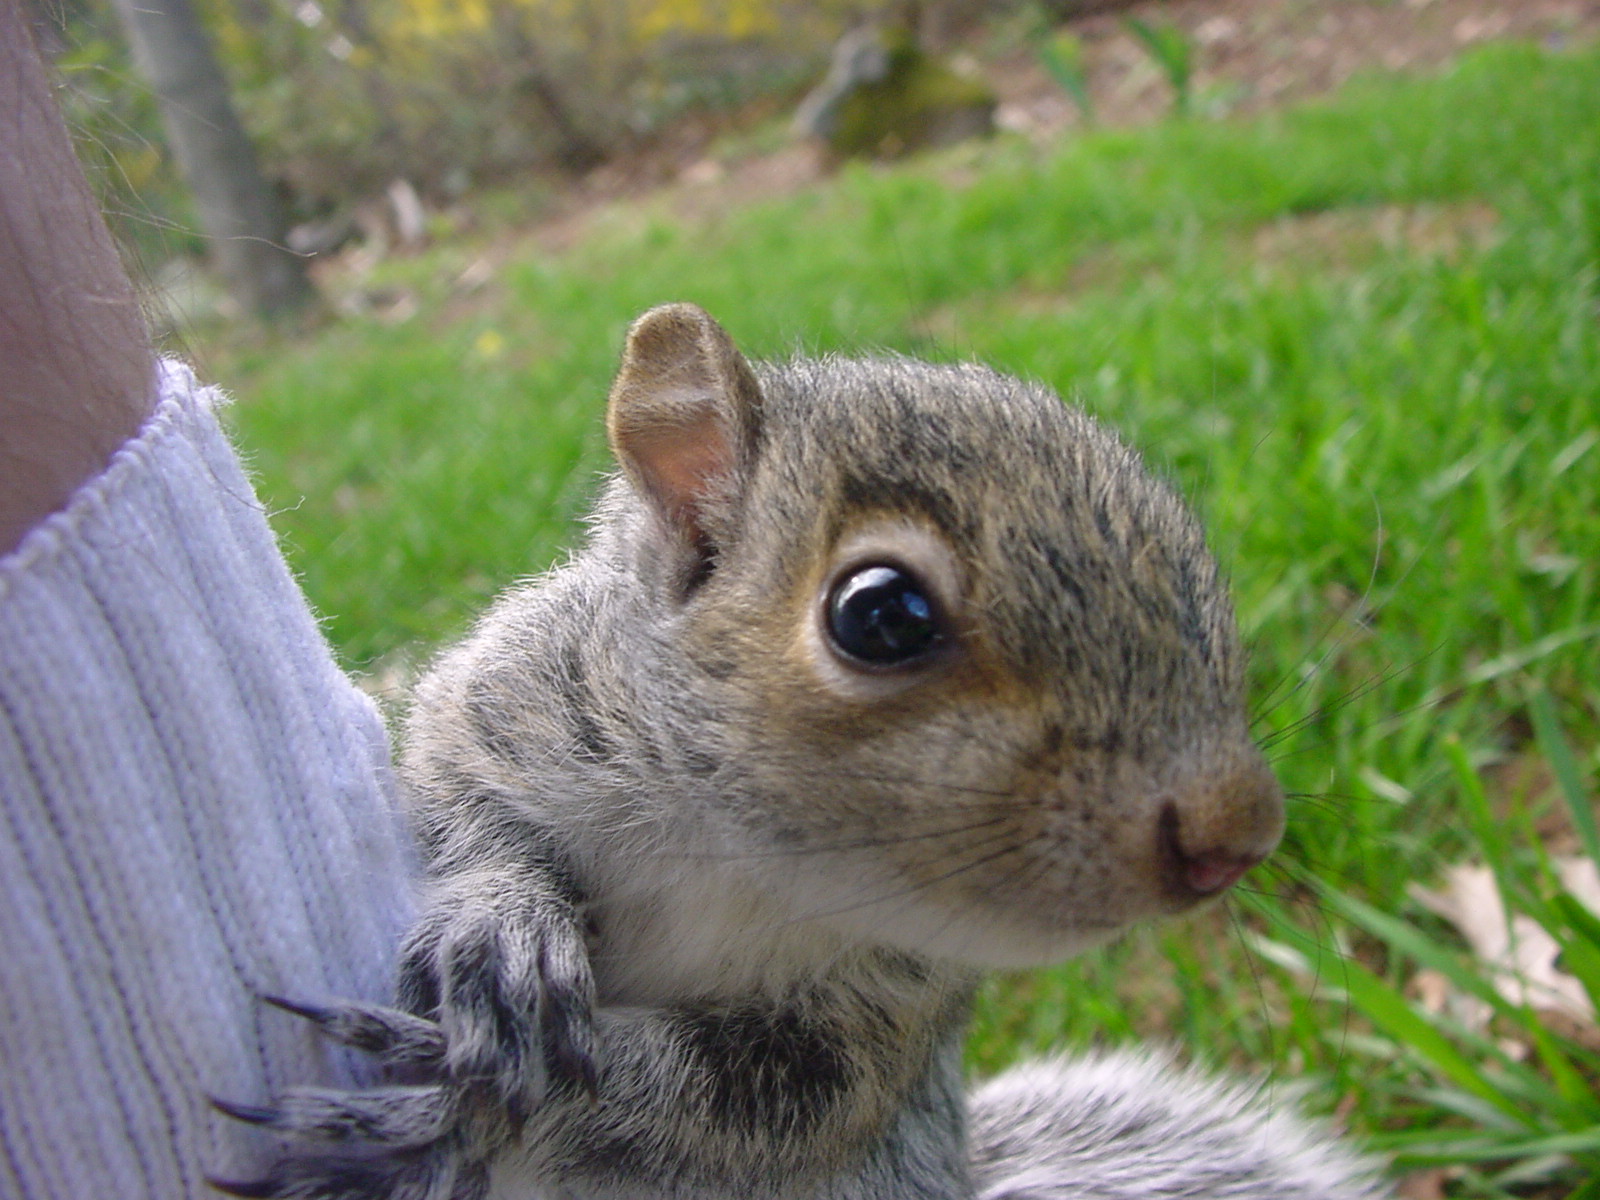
[967,1050,1389,1200]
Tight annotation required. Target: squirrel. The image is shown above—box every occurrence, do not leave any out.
[214,304,1388,1200]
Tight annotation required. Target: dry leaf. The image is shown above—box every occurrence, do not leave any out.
[1408,857,1598,1031]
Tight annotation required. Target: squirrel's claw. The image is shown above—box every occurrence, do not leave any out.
[206,1133,487,1200]
[262,993,448,1069]
[206,1174,285,1198]
[209,1095,282,1127]
[211,1084,458,1148]
[260,993,329,1022]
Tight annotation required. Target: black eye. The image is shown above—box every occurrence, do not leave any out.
[826,564,944,666]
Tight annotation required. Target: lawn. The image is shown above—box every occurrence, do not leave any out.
[206,38,1600,1196]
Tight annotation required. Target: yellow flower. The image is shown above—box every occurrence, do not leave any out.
[474,329,506,360]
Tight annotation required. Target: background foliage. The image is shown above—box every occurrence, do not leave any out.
[47,0,911,251]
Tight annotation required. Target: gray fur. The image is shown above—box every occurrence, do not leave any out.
[970,1051,1388,1199]
[218,306,1385,1200]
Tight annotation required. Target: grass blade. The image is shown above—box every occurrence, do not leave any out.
[1527,687,1599,866]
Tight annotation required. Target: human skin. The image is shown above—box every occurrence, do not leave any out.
[0,0,156,556]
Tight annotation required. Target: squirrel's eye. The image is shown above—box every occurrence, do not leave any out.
[826,564,944,666]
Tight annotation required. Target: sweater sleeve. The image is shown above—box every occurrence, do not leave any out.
[0,360,416,1197]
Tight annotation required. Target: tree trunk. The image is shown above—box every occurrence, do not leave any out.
[107,0,313,318]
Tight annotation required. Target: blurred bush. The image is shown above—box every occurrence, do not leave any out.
[50,0,1037,246]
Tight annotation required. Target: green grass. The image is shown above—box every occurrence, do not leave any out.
[204,39,1600,1195]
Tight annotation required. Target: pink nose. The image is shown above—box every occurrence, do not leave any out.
[1178,851,1257,896]
[1158,802,1270,901]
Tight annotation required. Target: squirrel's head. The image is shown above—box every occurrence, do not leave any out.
[606,304,1283,968]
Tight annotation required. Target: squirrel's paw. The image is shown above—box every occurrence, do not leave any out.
[212,892,596,1197]
[208,1000,487,1200]
[397,890,599,1121]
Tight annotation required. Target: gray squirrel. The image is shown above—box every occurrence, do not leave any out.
[215,304,1388,1200]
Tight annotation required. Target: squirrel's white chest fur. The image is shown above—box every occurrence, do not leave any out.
[583,845,851,1006]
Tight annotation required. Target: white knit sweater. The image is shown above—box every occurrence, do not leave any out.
[0,362,415,1196]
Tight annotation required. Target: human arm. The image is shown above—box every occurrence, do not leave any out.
[0,0,154,554]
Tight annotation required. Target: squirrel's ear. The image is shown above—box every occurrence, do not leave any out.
[607,303,763,558]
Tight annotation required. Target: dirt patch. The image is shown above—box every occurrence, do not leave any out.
[917,198,1502,337]
[535,140,828,253]
[993,0,1600,139]
[1249,200,1502,269]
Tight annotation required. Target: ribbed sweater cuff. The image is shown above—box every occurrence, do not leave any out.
[0,361,414,1196]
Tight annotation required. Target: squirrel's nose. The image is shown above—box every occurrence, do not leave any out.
[1158,802,1271,900]
[1155,761,1283,903]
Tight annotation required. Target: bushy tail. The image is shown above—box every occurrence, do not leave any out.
[968,1050,1389,1200]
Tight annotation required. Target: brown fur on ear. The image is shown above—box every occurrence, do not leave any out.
[606,304,764,556]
